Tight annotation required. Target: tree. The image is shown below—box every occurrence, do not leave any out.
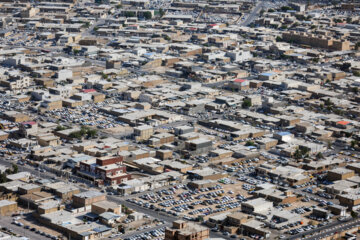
[324,98,333,106]
[12,164,18,174]
[242,99,251,109]
[143,11,152,20]
[56,125,67,131]
[355,42,360,51]
[245,141,255,146]
[351,210,358,218]
[351,87,358,94]
[0,172,6,183]
[159,8,165,18]
[102,73,108,79]
[87,129,97,138]
[281,6,293,12]
[164,35,171,41]
[116,4,122,9]
[82,22,90,28]
[351,140,358,148]
[340,62,351,72]
[124,11,136,18]
[268,8,275,13]
[316,152,324,160]
[276,36,282,42]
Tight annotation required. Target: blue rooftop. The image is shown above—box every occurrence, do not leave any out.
[261,73,274,76]
[277,131,291,136]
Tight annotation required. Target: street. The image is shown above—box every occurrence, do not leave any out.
[0,215,48,240]
[287,218,360,240]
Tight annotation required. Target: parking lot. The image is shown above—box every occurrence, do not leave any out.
[127,183,248,221]
[0,215,60,240]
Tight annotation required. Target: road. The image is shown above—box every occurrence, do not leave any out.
[0,157,231,239]
[0,215,48,240]
[241,1,264,26]
[287,218,360,240]
[112,223,170,240]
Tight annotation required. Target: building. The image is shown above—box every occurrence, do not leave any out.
[133,125,153,141]
[91,200,121,215]
[241,198,273,214]
[327,168,355,181]
[72,191,106,208]
[165,220,209,240]
[0,200,17,216]
[241,220,271,239]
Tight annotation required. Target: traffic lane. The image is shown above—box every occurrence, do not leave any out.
[287,218,360,240]
[115,223,170,239]
[304,221,360,240]
[0,216,48,240]
[107,196,232,239]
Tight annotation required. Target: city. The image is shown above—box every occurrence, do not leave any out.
[0,0,359,240]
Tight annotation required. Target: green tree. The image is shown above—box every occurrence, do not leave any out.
[12,164,18,174]
[316,152,324,160]
[82,22,90,28]
[324,98,333,106]
[159,8,165,18]
[340,62,351,72]
[102,73,108,79]
[245,141,255,146]
[143,11,152,20]
[116,4,122,9]
[268,8,275,13]
[281,6,293,11]
[355,42,360,50]
[351,87,358,94]
[0,172,7,183]
[87,129,97,138]
[276,36,282,42]
[242,99,252,109]
[55,125,67,131]
[351,210,358,218]
[124,11,136,18]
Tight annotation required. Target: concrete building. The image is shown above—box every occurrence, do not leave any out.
[165,220,209,240]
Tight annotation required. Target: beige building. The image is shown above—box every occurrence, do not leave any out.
[133,125,153,141]
[165,220,209,240]
[0,200,18,216]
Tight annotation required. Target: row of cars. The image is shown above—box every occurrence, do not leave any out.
[123,227,165,240]
[285,223,317,235]
[11,221,59,240]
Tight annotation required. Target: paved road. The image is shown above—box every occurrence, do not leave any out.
[287,218,360,240]
[114,223,170,240]
[0,216,48,240]
[106,196,232,239]
[241,1,264,26]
